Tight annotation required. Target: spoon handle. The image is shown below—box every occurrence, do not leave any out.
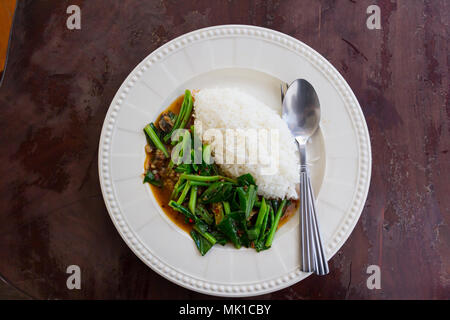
[300,170,316,272]
[298,143,329,275]
[307,173,329,275]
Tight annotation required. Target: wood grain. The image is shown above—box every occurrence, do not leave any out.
[0,0,448,299]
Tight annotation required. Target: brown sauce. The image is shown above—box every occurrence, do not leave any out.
[145,95,299,234]
[147,95,193,233]
[152,179,194,233]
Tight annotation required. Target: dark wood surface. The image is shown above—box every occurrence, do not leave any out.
[0,0,448,299]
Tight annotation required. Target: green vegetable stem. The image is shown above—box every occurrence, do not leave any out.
[144,123,169,158]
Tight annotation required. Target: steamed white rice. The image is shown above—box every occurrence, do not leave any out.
[193,88,299,200]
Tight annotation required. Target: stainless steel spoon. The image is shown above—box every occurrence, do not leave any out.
[282,79,329,275]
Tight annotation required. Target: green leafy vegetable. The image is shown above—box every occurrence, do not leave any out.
[202,144,212,164]
[195,205,214,225]
[191,125,202,168]
[144,123,169,158]
[172,129,191,164]
[193,224,216,246]
[164,90,193,142]
[169,200,195,221]
[211,230,227,246]
[190,181,210,187]
[200,182,234,204]
[143,170,162,187]
[176,181,191,205]
[174,164,192,173]
[254,205,271,252]
[190,230,214,256]
[265,199,287,248]
[237,184,257,220]
[223,201,231,215]
[247,197,267,240]
[188,186,197,214]
[180,174,221,182]
[217,212,243,249]
[237,173,256,186]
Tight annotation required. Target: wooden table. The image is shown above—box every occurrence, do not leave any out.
[0,0,448,299]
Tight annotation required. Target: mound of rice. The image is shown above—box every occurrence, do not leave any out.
[193,88,299,200]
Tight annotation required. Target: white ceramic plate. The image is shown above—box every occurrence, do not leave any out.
[98,25,371,297]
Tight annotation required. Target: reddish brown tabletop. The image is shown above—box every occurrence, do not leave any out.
[0,0,448,299]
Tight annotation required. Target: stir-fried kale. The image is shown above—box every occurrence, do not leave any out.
[237,173,256,186]
[144,123,169,158]
[190,229,214,256]
[163,90,193,143]
[143,89,291,256]
[217,211,244,249]
[200,182,234,204]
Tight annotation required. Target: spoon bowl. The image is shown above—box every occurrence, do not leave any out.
[282,80,321,143]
